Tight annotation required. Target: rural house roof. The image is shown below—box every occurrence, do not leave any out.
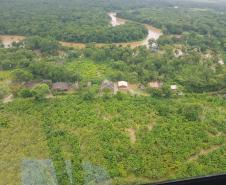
[149,81,163,89]
[118,81,128,88]
[52,82,69,91]
[218,60,224,65]
[171,85,177,90]
[101,80,114,90]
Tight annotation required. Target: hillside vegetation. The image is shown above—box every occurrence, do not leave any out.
[1,94,226,184]
[0,0,147,43]
[0,0,226,185]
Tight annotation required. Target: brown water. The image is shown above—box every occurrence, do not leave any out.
[60,21,162,49]
[108,12,126,27]
[0,13,162,49]
[108,12,162,47]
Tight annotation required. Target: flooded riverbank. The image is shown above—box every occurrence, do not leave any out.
[61,13,162,49]
[0,13,162,49]
[0,35,25,48]
[108,12,126,27]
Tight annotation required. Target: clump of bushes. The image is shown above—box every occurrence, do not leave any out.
[178,103,203,121]
[0,114,9,128]
[0,86,7,99]
[18,84,50,100]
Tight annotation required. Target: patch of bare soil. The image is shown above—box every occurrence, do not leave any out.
[148,122,156,131]
[207,130,224,137]
[45,93,54,99]
[126,128,136,144]
[0,35,25,48]
[3,94,13,104]
[59,41,86,49]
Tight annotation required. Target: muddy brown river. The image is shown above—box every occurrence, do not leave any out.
[0,12,162,49]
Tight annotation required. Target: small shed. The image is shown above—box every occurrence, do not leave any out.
[101,80,114,91]
[149,81,163,89]
[150,42,159,52]
[174,35,183,40]
[87,81,92,87]
[52,82,69,91]
[174,49,183,58]
[218,60,224,65]
[171,85,177,90]
[118,81,128,89]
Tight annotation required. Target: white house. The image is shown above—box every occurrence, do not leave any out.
[118,81,128,89]
[218,60,224,65]
[171,85,177,90]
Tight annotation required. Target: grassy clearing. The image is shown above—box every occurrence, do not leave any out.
[66,59,116,81]
[0,108,50,185]
[0,71,11,80]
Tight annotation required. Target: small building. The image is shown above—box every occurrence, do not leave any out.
[52,82,69,91]
[174,49,183,58]
[149,81,163,89]
[101,80,114,91]
[171,85,177,90]
[87,81,92,87]
[218,60,224,65]
[139,84,146,90]
[174,35,183,40]
[118,81,128,89]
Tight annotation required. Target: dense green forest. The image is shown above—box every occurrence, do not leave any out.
[118,4,226,55]
[0,0,147,43]
[1,0,226,185]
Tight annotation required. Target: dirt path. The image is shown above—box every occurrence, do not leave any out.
[147,122,156,131]
[188,144,223,162]
[188,130,225,162]
[126,128,136,144]
[3,94,13,104]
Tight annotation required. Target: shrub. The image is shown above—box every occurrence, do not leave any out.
[83,91,95,101]
[178,104,203,121]
[11,69,33,83]
[0,114,9,128]
[33,84,50,100]
[19,88,34,98]
[0,86,7,99]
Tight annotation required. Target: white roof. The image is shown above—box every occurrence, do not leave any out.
[118,81,128,87]
[149,81,163,88]
[174,49,183,57]
[218,60,224,65]
[171,85,177,90]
